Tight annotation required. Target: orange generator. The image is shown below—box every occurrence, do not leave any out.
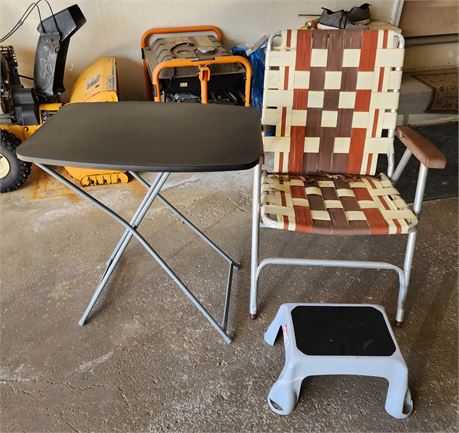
[141,26,251,106]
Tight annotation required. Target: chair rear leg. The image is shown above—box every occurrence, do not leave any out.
[396,230,417,325]
[250,163,261,319]
[249,214,259,319]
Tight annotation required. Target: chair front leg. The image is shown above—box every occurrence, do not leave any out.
[250,161,262,319]
[397,163,429,324]
[396,230,417,324]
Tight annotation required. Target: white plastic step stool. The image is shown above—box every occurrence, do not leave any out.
[265,303,413,419]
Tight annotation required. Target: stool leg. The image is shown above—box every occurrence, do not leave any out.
[264,307,286,345]
[385,363,413,419]
[265,307,303,415]
[267,371,303,416]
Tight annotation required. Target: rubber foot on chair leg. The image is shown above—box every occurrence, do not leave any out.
[394,320,403,328]
[250,313,257,320]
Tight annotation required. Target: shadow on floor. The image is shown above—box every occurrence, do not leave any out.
[393,122,458,202]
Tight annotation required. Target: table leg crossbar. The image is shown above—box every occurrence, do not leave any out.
[36,164,237,343]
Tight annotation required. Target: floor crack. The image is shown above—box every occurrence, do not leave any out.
[117,385,133,416]
[59,412,80,433]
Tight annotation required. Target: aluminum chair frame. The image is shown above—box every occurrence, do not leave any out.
[250,32,432,324]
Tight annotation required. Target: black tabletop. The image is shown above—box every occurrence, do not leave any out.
[17,102,261,172]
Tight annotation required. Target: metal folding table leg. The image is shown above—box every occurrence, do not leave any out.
[105,172,168,270]
[130,171,238,331]
[36,164,233,343]
[130,171,239,267]
[79,172,170,326]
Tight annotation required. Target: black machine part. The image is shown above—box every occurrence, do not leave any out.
[34,4,86,101]
[0,45,39,125]
[0,46,20,117]
[13,87,39,125]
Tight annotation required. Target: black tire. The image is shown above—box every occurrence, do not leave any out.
[0,130,32,193]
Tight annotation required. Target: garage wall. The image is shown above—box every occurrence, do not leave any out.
[1,0,398,100]
[404,40,458,72]
[399,0,459,72]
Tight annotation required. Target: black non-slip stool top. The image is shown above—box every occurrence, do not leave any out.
[291,306,396,357]
[17,102,261,172]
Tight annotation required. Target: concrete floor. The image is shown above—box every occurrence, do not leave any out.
[1,167,457,432]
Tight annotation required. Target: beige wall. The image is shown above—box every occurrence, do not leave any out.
[399,0,459,71]
[399,0,458,37]
[1,0,398,100]
[404,41,458,72]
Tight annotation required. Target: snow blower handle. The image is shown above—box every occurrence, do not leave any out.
[34,4,86,101]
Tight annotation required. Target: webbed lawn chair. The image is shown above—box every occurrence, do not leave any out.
[250,29,446,323]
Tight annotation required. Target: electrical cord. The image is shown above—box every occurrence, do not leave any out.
[0,0,58,44]
[0,2,42,43]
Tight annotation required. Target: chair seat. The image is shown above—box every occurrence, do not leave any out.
[261,172,417,235]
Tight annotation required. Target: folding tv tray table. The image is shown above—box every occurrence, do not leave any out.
[17,102,261,343]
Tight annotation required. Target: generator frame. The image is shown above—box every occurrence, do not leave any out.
[141,25,252,106]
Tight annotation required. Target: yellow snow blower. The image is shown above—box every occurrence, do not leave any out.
[0,4,128,192]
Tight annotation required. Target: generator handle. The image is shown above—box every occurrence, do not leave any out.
[141,25,224,100]
[151,56,253,107]
[141,25,223,49]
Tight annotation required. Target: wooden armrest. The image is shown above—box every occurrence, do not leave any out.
[395,126,447,169]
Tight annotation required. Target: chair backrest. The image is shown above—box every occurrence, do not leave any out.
[262,29,404,176]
